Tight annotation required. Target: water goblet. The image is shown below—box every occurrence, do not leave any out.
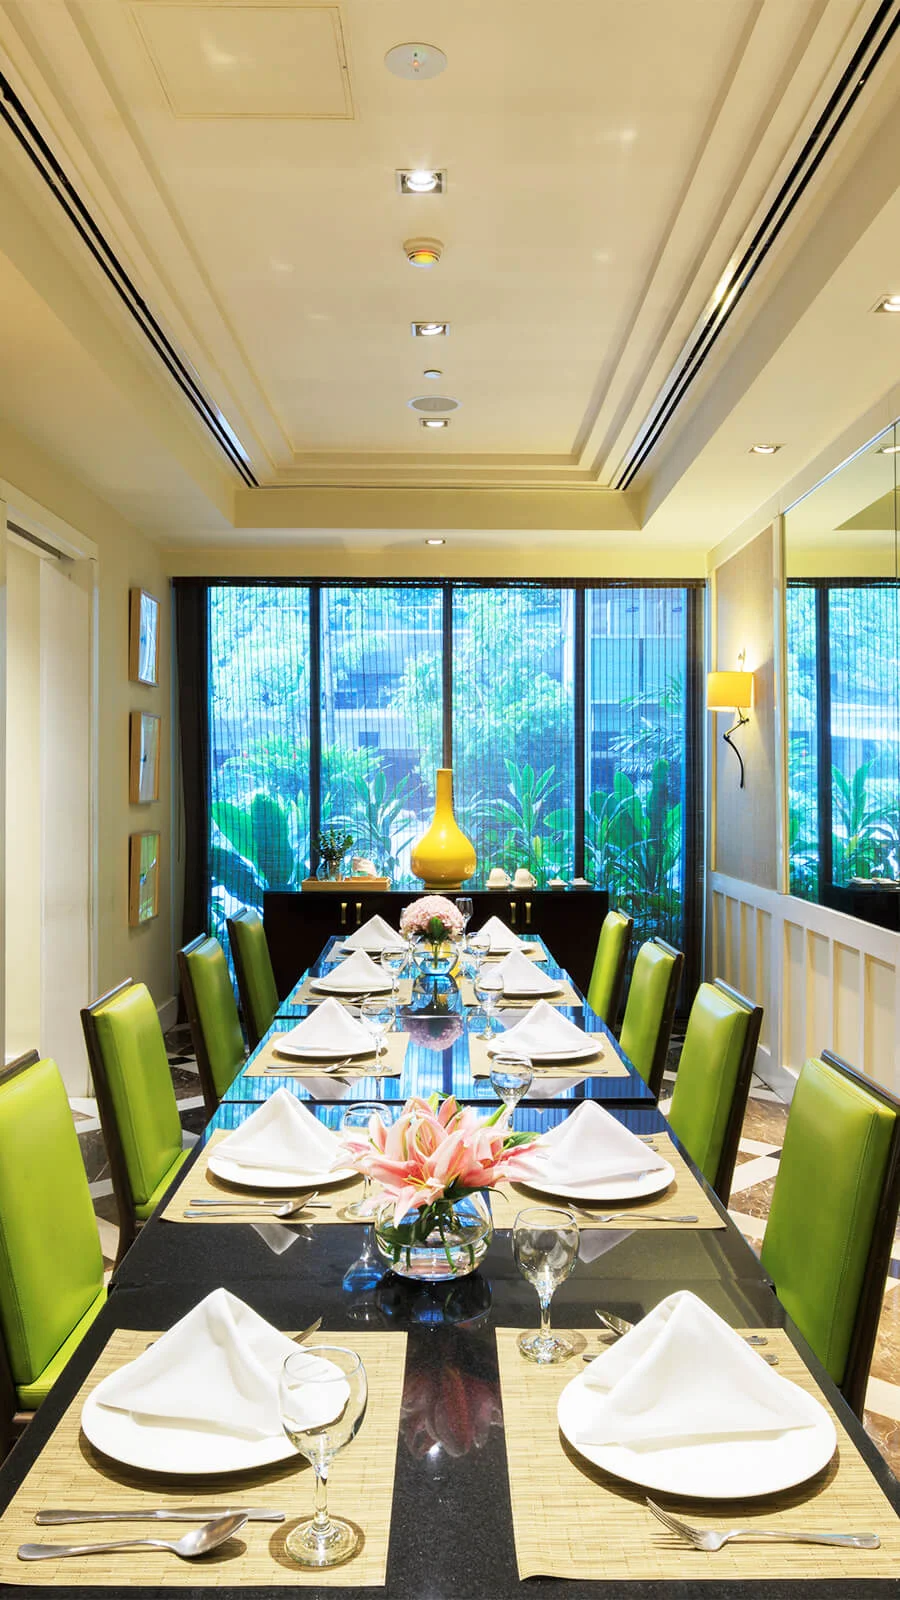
[473,969,503,1038]
[340,1102,392,1221]
[512,1206,579,1365]
[380,948,407,1014]
[467,929,490,972]
[489,1050,534,1126]
[456,896,473,946]
[279,1345,368,1567]
[359,997,393,1072]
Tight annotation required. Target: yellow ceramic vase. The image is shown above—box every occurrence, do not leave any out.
[411,768,477,891]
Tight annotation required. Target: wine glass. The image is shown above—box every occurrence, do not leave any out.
[456,896,473,946]
[467,929,490,972]
[340,1102,392,1221]
[512,1206,579,1364]
[359,997,393,1072]
[380,948,407,1013]
[473,969,503,1038]
[490,1050,534,1126]
[279,1345,368,1567]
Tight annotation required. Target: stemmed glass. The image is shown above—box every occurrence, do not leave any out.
[340,1102,392,1220]
[456,896,473,947]
[512,1206,579,1365]
[359,997,393,1072]
[466,929,490,972]
[490,1050,534,1127]
[279,1345,368,1567]
[380,948,407,1016]
[473,969,503,1038]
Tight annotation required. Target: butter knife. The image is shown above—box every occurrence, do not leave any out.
[35,1507,284,1525]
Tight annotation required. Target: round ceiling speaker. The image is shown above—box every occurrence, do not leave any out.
[404,237,443,268]
[408,395,460,413]
[385,43,448,80]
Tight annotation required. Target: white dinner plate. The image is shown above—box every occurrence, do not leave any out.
[517,1158,675,1204]
[484,943,545,960]
[488,1040,602,1064]
[271,1040,374,1061]
[311,974,392,995]
[206,1152,357,1191]
[557,1368,836,1499]
[82,1382,295,1476]
[490,983,563,1000]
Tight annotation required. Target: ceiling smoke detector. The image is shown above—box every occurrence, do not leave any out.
[404,237,443,268]
[385,43,448,81]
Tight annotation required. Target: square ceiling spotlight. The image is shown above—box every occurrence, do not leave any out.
[873,294,900,313]
[397,169,446,195]
[421,417,449,429]
[411,321,449,338]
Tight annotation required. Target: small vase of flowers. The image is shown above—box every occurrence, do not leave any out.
[338,1095,539,1280]
[317,827,353,881]
[400,894,465,978]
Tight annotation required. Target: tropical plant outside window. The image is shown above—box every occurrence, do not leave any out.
[207,583,697,954]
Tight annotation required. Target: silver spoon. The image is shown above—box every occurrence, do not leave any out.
[183,1194,323,1220]
[266,1057,355,1074]
[18,1512,247,1562]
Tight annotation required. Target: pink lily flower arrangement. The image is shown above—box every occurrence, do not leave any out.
[338,1094,540,1228]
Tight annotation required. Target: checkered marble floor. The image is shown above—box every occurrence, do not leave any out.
[73,1029,900,1481]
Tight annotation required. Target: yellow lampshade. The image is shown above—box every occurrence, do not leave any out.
[707,670,753,711]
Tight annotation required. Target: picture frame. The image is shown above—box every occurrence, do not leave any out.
[129,832,160,926]
[129,712,161,804]
[129,587,160,686]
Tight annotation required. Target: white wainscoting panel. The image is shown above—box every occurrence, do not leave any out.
[708,873,900,1098]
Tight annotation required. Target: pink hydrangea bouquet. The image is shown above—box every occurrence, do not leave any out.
[400,894,465,945]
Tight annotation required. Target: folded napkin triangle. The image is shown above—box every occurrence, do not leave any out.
[343,914,405,952]
[276,996,374,1056]
[475,915,527,953]
[491,999,597,1057]
[215,1086,341,1174]
[577,1290,821,1450]
[316,948,391,992]
[94,1288,318,1439]
[516,1098,664,1187]
[480,948,557,996]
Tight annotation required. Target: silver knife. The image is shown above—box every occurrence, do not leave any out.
[35,1507,284,1525]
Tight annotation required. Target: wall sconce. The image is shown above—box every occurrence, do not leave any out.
[707,651,754,789]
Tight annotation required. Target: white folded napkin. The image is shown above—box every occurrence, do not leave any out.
[215,1086,341,1174]
[275,997,374,1057]
[515,1099,666,1188]
[314,949,392,993]
[478,948,559,997]
[95,1287,335,1439]
[474,915,527,953]
[342,914,405,953]
[577,1290,821,1450]
[489,999,601,1058]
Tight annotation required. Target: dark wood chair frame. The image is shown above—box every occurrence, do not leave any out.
[815,1048,900,1417]
[80,979,143,1270]
[227,908,276,1050]
[637,937,684,1099]
[600,910,634,1032]
[177,935,245,1118]
[0,1051,41,1455]
[704,979,764,1207]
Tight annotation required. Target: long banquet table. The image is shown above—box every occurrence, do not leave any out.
[1,939,898,1597]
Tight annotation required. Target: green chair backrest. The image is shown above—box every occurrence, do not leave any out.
[0,1055,103,1389]
[89,983,183,1208]
[228,910,279,1048]
[667,981,761,1199]
[761,1054,897,1399]
[179,936,245,1110]
[618,939,683,1096]
[586,911,633,1024]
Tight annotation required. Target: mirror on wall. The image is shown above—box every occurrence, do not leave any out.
[784,423,900,929]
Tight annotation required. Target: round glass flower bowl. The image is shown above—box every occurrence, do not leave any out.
[374,1192,493,1281]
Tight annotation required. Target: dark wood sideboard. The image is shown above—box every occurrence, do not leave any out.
[263,887,609,999]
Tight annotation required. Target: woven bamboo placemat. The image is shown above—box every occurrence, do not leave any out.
[0,1328,406,1588]
[467,1033,626,1079]
[495,1325,900,1581]
[487,1136,724,1229]
[286,978,413,1007]
[458,978,580,1008]
[247,1029,409,1078]
[159,1132,369,1224]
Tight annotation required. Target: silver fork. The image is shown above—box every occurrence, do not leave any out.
[645,1498,880,1550]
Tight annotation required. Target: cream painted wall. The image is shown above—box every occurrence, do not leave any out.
[710,525,778,891]
[0,418,175,1020]
[5,542,41,1056]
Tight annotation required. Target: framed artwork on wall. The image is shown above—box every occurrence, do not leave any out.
[129,587,160,686]
[129,831,160,926]
[129,712,161,804]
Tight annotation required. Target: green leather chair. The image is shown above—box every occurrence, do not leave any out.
[178,934,247,1115]
[667,979,763,1205]
[0,1051,106,1449]
[81,980,189,1267]
[617,938,683,1097]
[227,908,280,1049]
[761,1049,900,1417]
[586,910,633,1026]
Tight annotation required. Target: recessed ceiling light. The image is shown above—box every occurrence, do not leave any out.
[404,237,443,267]
[874,294,900,313]
[421,417,449,429]
[425,537,446,545]
[423,368,442,379]
[749,443,781,455]
[877,443,900,454]
[411,321,449,337]
[398,169,445,195]
[385,42,448,80]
